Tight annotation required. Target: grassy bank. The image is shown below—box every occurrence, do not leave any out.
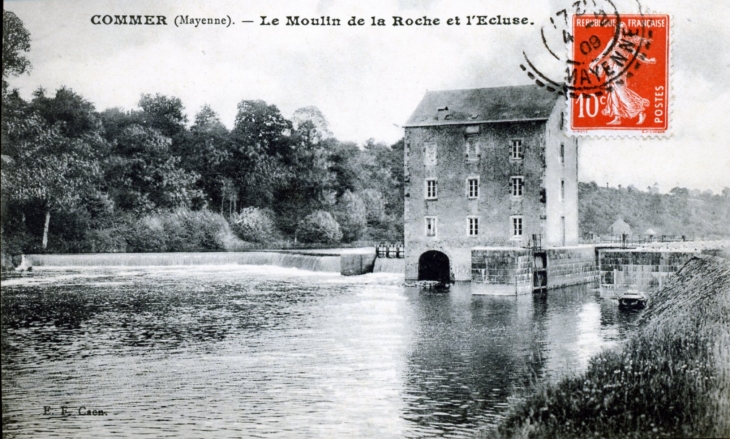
[488,255,730,439]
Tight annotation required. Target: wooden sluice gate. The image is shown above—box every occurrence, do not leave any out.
[376,242,404,259]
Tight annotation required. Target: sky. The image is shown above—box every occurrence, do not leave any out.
[5,0,730,193]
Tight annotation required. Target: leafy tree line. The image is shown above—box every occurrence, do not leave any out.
[1,10,403,256]
[579,182,730,239]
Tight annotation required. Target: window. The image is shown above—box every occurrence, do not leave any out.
[467,217,479,236]
[511,216,523,237]
[424,141,437,166]
[467,177,479,198]
[425,179,438,199]
[437,107,450,121]
[465,128,480,161]
[511,176,524,197]
[465,136,480,161]
[560,143,565,165]
[561,179,565,201]
[425,217,437,237]
[510,139,523,160]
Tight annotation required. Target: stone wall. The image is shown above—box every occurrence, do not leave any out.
[471,246,598,294]
[545,246,598,288]
[471,248,532,294]
[598,249,699,290]
[340,253,377,276]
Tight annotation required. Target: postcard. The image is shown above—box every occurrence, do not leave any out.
[2,0,728,438]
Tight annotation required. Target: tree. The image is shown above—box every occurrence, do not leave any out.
[135,93,191,165]
[290,120,335,197]
[3,116,101,248]
[361,188,387,224]
[273,119,336,235]
[231,100,291,158]
[192,104,227,136]
[2,10,31,93]
[3,87,108,250]
[290,106,333,141]
[1,89,34,156]
[333,190,367,242]
[229,100,292,207]
[105,124,203,212]
[181,105,231,208]
[99,107,141,142]
[329,140,360,196]
[669,187,689,198]
[384,138,405,220]
[31,87,103,139]
[137,93,188,140]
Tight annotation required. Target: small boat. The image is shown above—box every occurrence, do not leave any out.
[618,290,648,309]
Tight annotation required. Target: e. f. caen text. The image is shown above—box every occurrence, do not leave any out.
[43,406,107,416]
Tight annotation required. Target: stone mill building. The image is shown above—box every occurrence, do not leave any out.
[403,84,595,293]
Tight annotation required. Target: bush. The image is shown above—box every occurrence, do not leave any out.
[166,209,241,251]
[126,208,243,252]
[230,207,281,243]
[296,210,342,244]
[85,227,129,253]
[127,215,168,252]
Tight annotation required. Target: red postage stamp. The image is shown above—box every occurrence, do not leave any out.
[567,14,670,136]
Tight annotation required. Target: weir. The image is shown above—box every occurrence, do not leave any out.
[373,257,405,273]
[26,252,341,273]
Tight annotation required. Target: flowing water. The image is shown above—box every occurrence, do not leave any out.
[373,258,405,273]
[1,263,642,438]
[26,252,342,272]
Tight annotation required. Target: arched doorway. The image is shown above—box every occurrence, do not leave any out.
[418,251,451,283]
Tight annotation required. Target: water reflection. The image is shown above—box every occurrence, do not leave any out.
[2,267,642,438]
[401,284,537,436]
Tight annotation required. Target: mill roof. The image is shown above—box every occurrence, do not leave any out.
[404,84,560,127]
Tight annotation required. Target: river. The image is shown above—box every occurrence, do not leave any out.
[1,265,642,438]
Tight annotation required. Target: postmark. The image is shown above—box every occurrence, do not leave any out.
[519,1,670,137]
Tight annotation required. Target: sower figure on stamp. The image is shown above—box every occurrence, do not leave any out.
[590,23,656,125]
